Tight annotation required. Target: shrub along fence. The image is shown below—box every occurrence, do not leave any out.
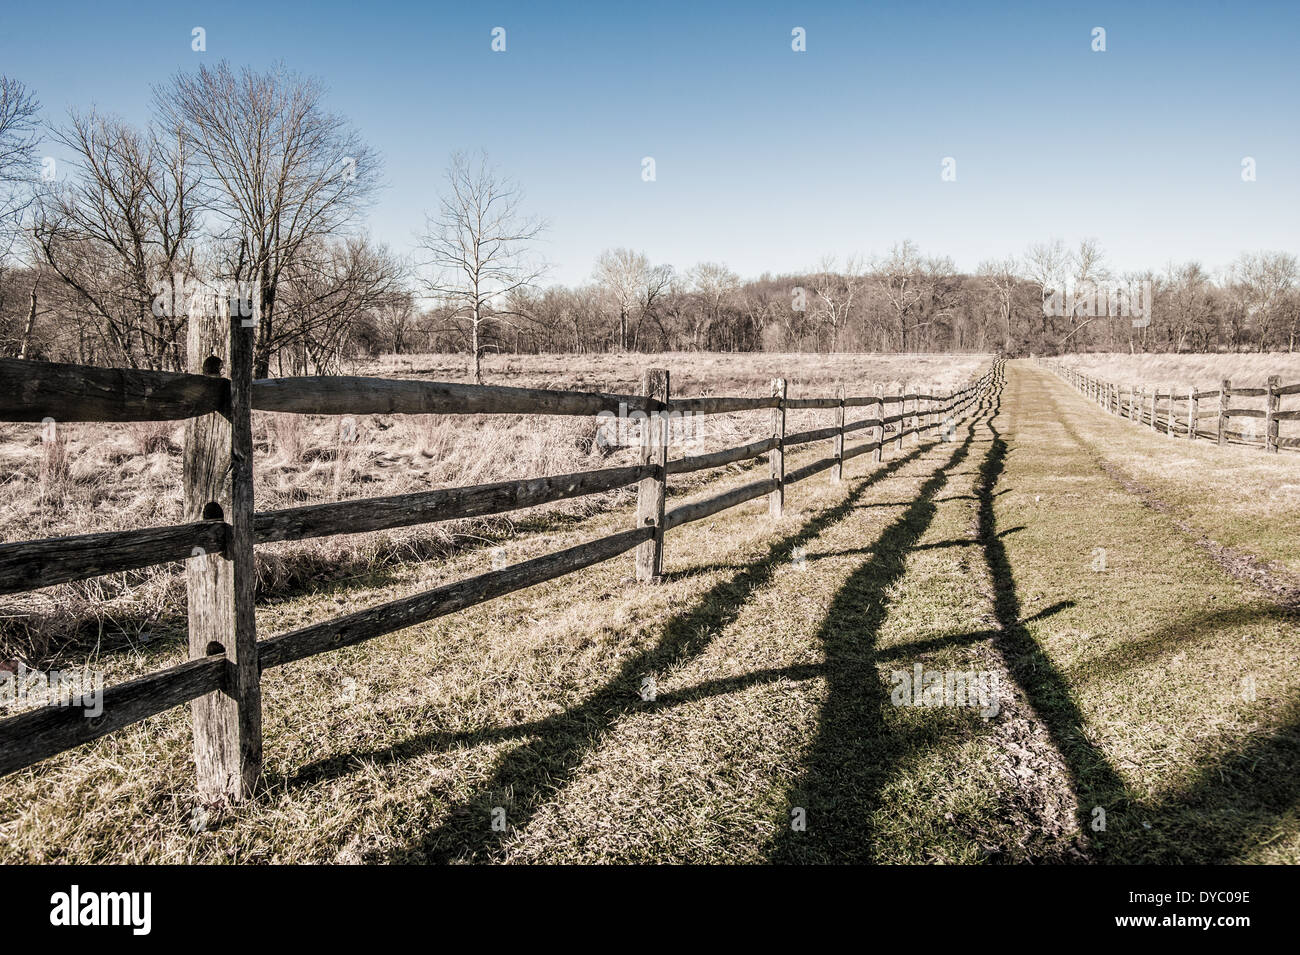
[0,304,998,796]
[1039,359,1300,453]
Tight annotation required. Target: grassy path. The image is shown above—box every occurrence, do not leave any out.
[3,360,1297,863]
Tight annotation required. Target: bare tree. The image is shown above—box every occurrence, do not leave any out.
[276,235,407,373]
[1158,261,1217,352]
[977,257,1019,354]
[159,61,378,377]
[0,77,39,238]
[918,255,961,351]
[1233,250,1297,351]
[876,241,927,351]
[593,248,651,352]
[809,255,866,352]
[374,289,418,355]
[684,261,737,350]
[418,150,546,382]
[0,77,40,330]
[32,110,200,369]
[1060,238,1108,349]
[632,262,674,350]
[1024,238,1068,345]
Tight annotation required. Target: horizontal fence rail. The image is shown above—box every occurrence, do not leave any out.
[1037,358,1299,453]
[0,326,1002,796]
[253,463,649,545]
[0,357,227,422]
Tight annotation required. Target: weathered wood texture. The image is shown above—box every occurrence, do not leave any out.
[769,378,786,517]
[636,369,669,581]
[0,357,226,422]
[669,394,779,414]
[663,478,779,531]
[254,375,658,417]
[0,521,226,596]
[872,386,884,463]
[0,655,226,778]
[832,384,845,482]
[254,465,646,544]
[183,302,261,801]
[667,437,776,474]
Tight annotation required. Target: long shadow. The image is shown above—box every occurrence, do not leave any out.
[282,434,957,859]
[767,403,995,863]
[288,604,1076,789]
[973,385,1131,857]
[1086,603,1298,681]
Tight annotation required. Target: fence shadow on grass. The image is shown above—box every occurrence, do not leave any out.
[766,407,990,863]
[282,432,962,859]
[392,436,976,862]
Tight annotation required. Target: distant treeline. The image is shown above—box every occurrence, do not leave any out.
[2,69,1296,374]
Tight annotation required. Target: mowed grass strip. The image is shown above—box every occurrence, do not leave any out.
[1041,362,1300,579]
[986,362,1300,863]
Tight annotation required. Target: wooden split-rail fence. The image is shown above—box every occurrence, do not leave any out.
[1038,359,1300,453]
[0,306,998,796]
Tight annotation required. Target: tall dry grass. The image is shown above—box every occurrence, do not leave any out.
[1056,352,1300,390]
[0,352,988,664]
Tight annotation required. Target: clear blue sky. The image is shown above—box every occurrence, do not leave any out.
[2,0,1296,283]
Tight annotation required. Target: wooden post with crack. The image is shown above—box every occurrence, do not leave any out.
[1218,379,1229,447]
[183,295,262,800]
[1265,375,1280,454]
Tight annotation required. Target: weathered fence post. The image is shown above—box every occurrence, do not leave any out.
[636,368,669,581]
[897,382,907,451]
[1166,383,1176,434]
[872,384,883,463]
[769,378,786,517]
[1218,379,1229,446]
[184,296,262,800]
[1187,386,1197,441]
[831,383,845,482]
[1265,375,1280,454]
[1149,388,1158,431]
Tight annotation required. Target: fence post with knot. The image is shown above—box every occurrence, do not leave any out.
[183,295,262,800]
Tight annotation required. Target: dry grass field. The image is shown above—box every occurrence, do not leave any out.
[1055,352,1300,392]
[0,352,985,667]
[5,357,1299,864]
